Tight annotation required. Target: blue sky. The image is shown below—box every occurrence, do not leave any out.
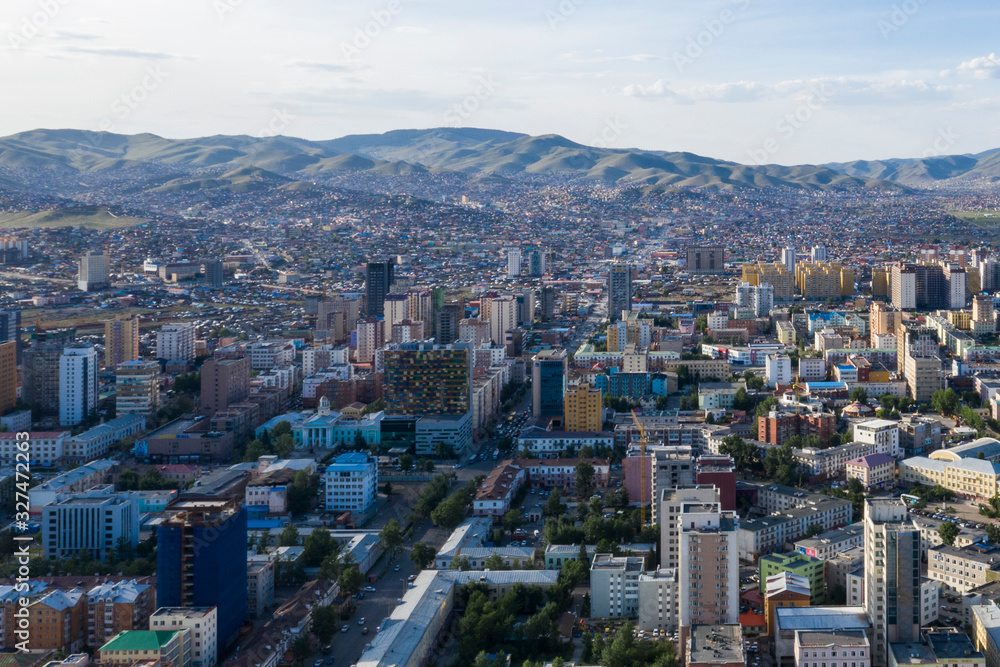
[2,0,999,164]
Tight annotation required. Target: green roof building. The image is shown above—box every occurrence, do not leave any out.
[759,552,826,603]
[99,630,191,667]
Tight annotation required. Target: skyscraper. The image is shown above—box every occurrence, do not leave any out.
[811,244,828,261]
[23,328,76,416]
[0,309,21,362]
[156,323,196,361]
[677,499,739,645]
[506,247,521,278]
[199,357,250,416]
[365,259,396,317]
[532,348,567,418]
[0,340,16,417]
[116,360,161,415]
[203,260,224,289]
[608,262,632,323]
[781,247,796,274]
[515,290,535,326]
[78,250,110,292]
[356,317,385,364]
[104,316,140,370]
[59,344,99,426]
[435,304,463,345]
[540,286,556,321]
[157,499,247,651]
[383,342,470,416]
[530,249,547,276]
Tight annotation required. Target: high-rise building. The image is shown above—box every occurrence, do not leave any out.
[356,317,385,364]
[203,260,224,289]
[104,316,140,370]
[659,486,720,571]
[486,295,517,345]
[765,353,792,388]
[515,290,535,326]
[905,354,942,404]
[608,262,632,323]
[753,283,774,316]
[365,260,396,317]
[678,500,739,640]
[590,554,645,618]
[781,247,796,274]
[149,607,218,667]
[530,249,547,276]
[116,360,161,415]
[0,341,15,417]
[532,349,567,418]
[59,344,98,426]
[199,357,251,416]
[891,264,918,310]
[0,309,21,362]
[23,328,76,416]
[864,499,922,667]
[564,384,602,432]
[870,302,898,343]
[943,262,967,309]
[540,286,556,321]
[43,488,139,561]
[323,452,378,514]
[406,288,433,330]
[383,294,410,342]
[157,499,247,650]
[811,245,828,261]
[686,246,725,274]
[78,250,110,291]
[506,247,521,278]
[157,323,196,362]
[973,294,996,334]
[383,342,470,416]
[435,304,462,345]
[873,267,891,298]
[742,262,794,301]
[795,261,855,300]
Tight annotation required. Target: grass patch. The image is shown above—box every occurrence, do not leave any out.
[950,210,1000,227]
[0,206,146,229]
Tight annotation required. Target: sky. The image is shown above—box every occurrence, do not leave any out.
[2,0,1000,165]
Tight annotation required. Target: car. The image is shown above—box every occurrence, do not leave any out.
[341,625,350,633]
[326,658,334,665]
[453,464,462,469]
[408,574,417,582]
[364,586,376,592]
[394,565,400,572]
[359,617,366,625]
[397,598,404,605]
[315,661,323,667]
[362,627,369,635]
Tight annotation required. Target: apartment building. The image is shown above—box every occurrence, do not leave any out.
[472,461,526,520]
[149,607,218,667]
[590,554,645,618]
[928,543,1000,594]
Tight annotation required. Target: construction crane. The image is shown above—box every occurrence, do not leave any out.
[630,409,649,526]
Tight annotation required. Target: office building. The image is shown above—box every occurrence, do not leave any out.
[116,360,161,415]
[590,553,645,618]
[532,348,567,419]
[203,260,224,289]
[505,247,521,278]
[43,489,139,561]
[383,342,470,416]
[157,499,247,650]
[564,383,602,432]
[687,246,725,274]
[782,247,796,274]
[435,303,462,345]
[104,316,140,369]
[60,344,98,427]
[515,290,535,326]
[78,250,110,291]
[365,259,396,317]
[323,452,378,514]
[157,323,196,362]
[0,309,20,361]
[608,262,632,322]
[200,357,250,416]
[853,420,901,458]
[149,607,218,667]
[23,328,76,416]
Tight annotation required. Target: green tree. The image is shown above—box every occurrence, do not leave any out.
[379,519,404,559]
[310,605,339,645]
[337,564,363,595]
[302,529,337,568]
[575,462,596,499]
[430,497,467,530]
[287,471,319,516]
[473,652,509,667]
[272,433,295,458]
[764,444,800,486]
[484,553,506,570]
[410,542,436,570]
[278,523,300,546]
[939,521,961,546]
[850,387,868,404]
[243,439,267,462]
[452,555,471,571]
[399,453,414,471]
[720,434,760,473]
[543,488,568,518]
[931,388,960,416]
[503,509,525,536]
[291,635,312,666]
[805,523,824,538]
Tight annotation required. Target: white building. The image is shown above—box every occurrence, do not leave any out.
[766,353,792,388]
[793,629,869,667]
[754,283,775,317]
[678,500,739,630]
[506,247,521,278]
[42,487,139,561]
[63,414,146,461]
[798,358,827,381]
[78,250,110,291]
[590,554,645,618]
[157,323,196,361]
[302,345,349,376]
[854,419,901,458]
[356,318,385,365]
[150,607,218,667]
[60,344,98,427]
[246,340,296,369]
[323,452,378,514]
[0,430,69,465]
[637,568,678,632]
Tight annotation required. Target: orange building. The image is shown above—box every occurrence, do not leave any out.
[764,572,811,636]
[0,340,15,416]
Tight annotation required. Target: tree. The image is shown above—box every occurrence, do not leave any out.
[379,519,404,558]
[849,387,868,404]
[720,434,760,473]
[503,509,525,536]
[381,481,393,496]
[805,523,824,538]
[474,652,510,667]
[399,453,414,471]
[931,389,960,416]
[287,470,320,516]
[939,521,961,546]
[575,462,596,499]
[484,553,506,570]
[410,542,436,570]
[337,564,363,595]
[543,488,567,518]
[243,439,267,462]
[278,523,300,546]
[986,523,1000,544]
[764,444,799,486]
[310,605,339,645]
[452,555,471,571]
[272,433,295,458]
[430,497,468,530]
[303,529,337,568]
[291,635,312,666]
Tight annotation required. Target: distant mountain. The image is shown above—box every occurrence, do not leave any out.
[5,126,996,192]
[825,149,1000,186]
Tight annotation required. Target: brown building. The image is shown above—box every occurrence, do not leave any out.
[200,357,251,416]
[759,410,837,446]
[0,340,15,416]
[686,246,726,274]
[104,316,140,370]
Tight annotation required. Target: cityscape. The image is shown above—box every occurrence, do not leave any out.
[6,3,1000,667]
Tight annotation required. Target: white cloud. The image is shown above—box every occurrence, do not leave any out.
[622,79,674,98]
[956,53,1000,79]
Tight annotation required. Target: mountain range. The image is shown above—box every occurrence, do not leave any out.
[1,127,999,193]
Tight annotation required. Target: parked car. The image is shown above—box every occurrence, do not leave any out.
[341,625,350,633]
[364,586,376,592]
[362,627,369,635]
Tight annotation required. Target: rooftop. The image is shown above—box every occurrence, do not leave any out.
[99,630,180,653]
[688,624,743,665]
